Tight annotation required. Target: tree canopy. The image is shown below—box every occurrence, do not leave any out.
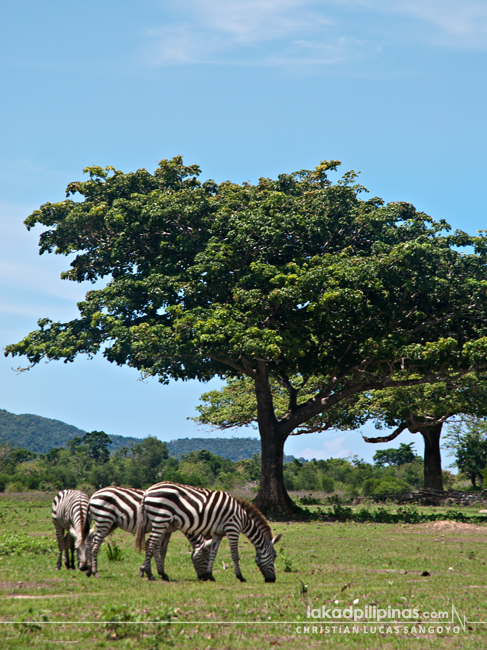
[444,417,487,488]
[6,156,487,514]
[373,443,419,467]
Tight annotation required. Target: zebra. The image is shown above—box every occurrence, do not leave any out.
[51,489,92,571]
[135,482,282,583]
[78,486,211,579]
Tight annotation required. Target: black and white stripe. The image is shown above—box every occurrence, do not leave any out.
[79,486,210,579]
[51,490,90,570]
[135,482,282,583]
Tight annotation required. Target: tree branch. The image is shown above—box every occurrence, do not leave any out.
[362,422,407,444]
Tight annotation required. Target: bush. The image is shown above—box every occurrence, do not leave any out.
[298,494,321,505]
[0,474,8,492]
[100,604,172,638]
[283,470,296,491]
[362,478,380,496]
[372,477,413,498]
[6,481,27,492]
[217,472,236,490]
[105,541,124,562]
[296,465,320,490]
[320,475,335,492]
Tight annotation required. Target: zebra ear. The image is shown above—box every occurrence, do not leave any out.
[272,534,282,545]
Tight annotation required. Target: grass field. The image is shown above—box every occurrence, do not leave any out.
[1,493,487,649]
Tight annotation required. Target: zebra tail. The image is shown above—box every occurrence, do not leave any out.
[134,500,147,552]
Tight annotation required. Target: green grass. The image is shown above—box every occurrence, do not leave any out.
[1,496,487,648]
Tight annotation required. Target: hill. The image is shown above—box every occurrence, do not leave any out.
[0,408,295,461]
[167,437,295,463]
[0,409,142,455]
[167,437,260,461]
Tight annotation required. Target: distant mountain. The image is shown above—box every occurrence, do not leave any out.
[167,437,295,463]
[167,437,259,461]
[0,409,142,455]
[0,408,295,462]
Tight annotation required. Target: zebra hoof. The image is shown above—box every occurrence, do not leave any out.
[148,575,156,581]
[160,574,170,581]
[199,572,215,582]
[237,575,246,582]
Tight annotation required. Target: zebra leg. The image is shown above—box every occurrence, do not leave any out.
[140,524,169,581]
[139,539,151,578]
[63,533,72,570]
[227,531,245,582]
[68,534,76,570]
[53,524,65,570]
[155,532,172,581]
[89,534,104,578]
[200,534,223,582]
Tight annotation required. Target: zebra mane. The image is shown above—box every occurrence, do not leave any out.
[235,498,273,540]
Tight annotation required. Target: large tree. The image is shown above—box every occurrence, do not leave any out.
[6,156,487,515]
[193,373,487,492]
[357,375,487,491]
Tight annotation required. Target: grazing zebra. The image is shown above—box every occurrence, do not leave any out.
[135,482,282,583]
[78,486,210,579]
[51,490,91,571]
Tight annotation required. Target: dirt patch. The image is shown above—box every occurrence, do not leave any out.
[406,520,487,534]
[3,594,81,600]
[366,569,432,575]
[2,592,105,600]
[0,492,55,502]
[0,579,62,590]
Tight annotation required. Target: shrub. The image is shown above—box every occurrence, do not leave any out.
[105,541,124,562]
[320,475,335,492]
[0,474,8,492]
[100,604,172,638]
[362,478,380,496]
[299,494,321,505]
[283,470,296,491]
[217,472,236,490]
[8,472,28,489]
[296,465,320,491]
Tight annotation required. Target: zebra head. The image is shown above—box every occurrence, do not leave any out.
[191,537,212,579]
[76,530,95,574]
[255,533,282,582]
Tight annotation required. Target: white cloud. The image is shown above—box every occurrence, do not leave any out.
[193,0,330,43]
[143,0,487,69]
[143,0,357,67]
[355,0,487,47]
[300,436,352,460]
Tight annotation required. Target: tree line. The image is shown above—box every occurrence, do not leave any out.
[2,426,486,496]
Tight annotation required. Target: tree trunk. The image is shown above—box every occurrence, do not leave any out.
[253,427,298,517]
[419,423,444,491]
[252,365,299,518]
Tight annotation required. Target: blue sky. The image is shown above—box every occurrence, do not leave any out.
[1,0,486,463]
